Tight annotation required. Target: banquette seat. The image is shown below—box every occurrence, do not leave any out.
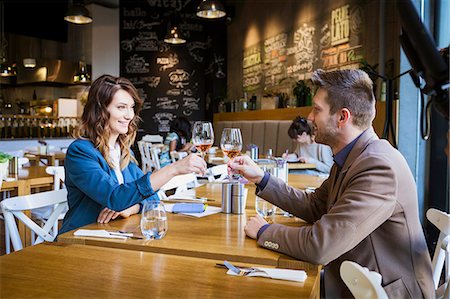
[213,120,296,157]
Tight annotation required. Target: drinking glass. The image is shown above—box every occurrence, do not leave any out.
[140,201,168,240]
[192,121,214,159]
[220,128,243,160]
[255,196,277,222]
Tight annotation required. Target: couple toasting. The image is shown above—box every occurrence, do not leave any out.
[60,69,432,298]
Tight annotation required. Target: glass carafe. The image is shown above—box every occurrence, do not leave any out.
[140,201,168,240]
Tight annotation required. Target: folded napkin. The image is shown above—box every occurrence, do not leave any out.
[165,203,222,218]
[74,229,128,239]
[227,267,307,283]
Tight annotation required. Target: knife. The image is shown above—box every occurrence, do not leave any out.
[108,232,144,239]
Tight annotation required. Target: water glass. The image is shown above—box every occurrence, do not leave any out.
[140,201,168,240]
[255,196,277,222]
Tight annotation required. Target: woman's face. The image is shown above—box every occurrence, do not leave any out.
[106,89,135,138]
[295,132,310,144]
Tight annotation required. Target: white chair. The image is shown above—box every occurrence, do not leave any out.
[149,146,162,171]
[340,260,388,299]
[28,166,67,248]
[427,208,450,299]
[1,189,68,252]
[138,140,153,173]
[205,164,228,182]
[157,173,199,200]
[141,134,164,143]
[170,151,188,163]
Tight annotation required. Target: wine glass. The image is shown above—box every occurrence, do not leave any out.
[140,201,168,240]
[220,128,243,160]
[192,121,214,159]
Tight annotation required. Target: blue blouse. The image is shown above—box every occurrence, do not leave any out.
[58,139,158,235]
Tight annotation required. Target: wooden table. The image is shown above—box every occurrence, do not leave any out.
[25,151,66,166]
[0,242,319,298]
[58,212,318,271]
[194,173,325,210]
[288,162,316,170]
[1,166,54,248]
[58,174,325,269]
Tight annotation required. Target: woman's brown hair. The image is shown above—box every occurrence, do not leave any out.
[74,74,143,169]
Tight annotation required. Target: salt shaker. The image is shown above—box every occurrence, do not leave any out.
[221,183,232,214]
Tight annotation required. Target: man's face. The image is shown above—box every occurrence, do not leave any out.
[307,88,339,146]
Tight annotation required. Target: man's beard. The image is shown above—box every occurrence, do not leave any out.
[314,120,338,148]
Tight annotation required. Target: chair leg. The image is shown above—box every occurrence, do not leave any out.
[5,221,10,254]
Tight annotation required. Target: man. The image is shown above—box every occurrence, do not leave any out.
[228,69,434,298]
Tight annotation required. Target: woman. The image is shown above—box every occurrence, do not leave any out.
[59,75,206,235]
[282,116,333,175]
[159,116,195,168]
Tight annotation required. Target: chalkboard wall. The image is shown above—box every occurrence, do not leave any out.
[119,0,227,137]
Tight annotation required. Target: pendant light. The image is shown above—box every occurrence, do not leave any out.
[196,0,226,19]
[164,25,186,44]
[64,1,92,24]
[0,0,14,77]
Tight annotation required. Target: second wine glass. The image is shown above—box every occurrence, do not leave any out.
[192,121,214,159]
[220,128,243,159]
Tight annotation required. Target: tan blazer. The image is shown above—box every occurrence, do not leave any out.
[257,127,434,298]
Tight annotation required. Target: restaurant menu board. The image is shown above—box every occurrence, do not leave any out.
[243,1,364,93]
[120,0,226,135]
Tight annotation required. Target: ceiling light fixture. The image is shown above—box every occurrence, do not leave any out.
[64,1,92,24]
[0,1,14,77]
[196,0,226,19]
[23,58,36,68]
[164,26,186,44]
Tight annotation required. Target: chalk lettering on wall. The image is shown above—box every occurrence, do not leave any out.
[146,0,192,12]
[137,87,148,101]
[125,54,150,73]
[157,53,179,71]
[331,5,350,46]
[205,54,225,78]
[127,77,145,85]
[168,69,191,88]
[166,88,193,96]
[153,112,176,132]
[243,44,263,91]
[187,41,207,62]
[142,76,160,88]
[142,101,152,110]
[349,6,363,45]
[123,7,147,17]
[156,97,180,110]
[321,44,363,70]
[182,97,200,116]
[320,24,331,48]
[285,24,317,76]
[123,20,160,30]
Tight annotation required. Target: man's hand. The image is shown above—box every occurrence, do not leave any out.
[244,214,268,239]
[227,155,265,184]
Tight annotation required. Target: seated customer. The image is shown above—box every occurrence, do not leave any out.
[283,116,333,175]
[59,75,206,235]
[228,69,433,298]
[159,116,195,168]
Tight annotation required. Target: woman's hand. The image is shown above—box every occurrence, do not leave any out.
[227,155,265,184]
[97,204,140,224]
[171,153,207,176]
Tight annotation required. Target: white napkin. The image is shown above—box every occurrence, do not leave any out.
[227,267,307,283]
[164,203,222,218]
[74,229,128,239]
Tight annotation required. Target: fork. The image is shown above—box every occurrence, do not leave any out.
[222,261,266,276]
